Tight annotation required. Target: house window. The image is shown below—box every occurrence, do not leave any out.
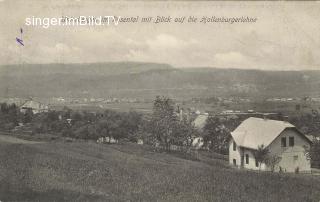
[233,141,236,151]
[293,155,298,161]
[233,159,236,166]
[281,137,287,147]
[245,154,249,164]
[289,137,294,147]
[255,158,259,167]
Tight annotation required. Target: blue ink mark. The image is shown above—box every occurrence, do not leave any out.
[16,28,24,46]
[16,37,24,46]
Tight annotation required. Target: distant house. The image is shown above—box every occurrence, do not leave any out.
[229,117,311,172]
[97,136,118,144]
[20,100,49,114]
[137,139,144,145]
[192,137,204,149]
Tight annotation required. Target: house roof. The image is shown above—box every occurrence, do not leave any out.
[193,114,208,130]
[306,134,320,141]
[20,100,48,110]
[231,117,296,150]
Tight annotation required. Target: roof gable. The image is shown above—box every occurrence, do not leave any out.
[21,100,47,110]
[193,114,208,130]
[231,117,295,150]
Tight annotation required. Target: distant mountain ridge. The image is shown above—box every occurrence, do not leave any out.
[0,62,319,99]
[0,62,173,77]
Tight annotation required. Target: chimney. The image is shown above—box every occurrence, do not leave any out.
[180,108,183,121]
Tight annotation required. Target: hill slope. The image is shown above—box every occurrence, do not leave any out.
[0,137,319,202]
[0,62,320,98]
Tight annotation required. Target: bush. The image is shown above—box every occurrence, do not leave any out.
[2,122,16,130]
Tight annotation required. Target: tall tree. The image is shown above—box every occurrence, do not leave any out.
[174,116,197,147]
[253,144,269,171]
[23,108,33,124]
[203,116,230,154]
[120,111,142,141]
[305,138,320,168]
[150,96,178,151]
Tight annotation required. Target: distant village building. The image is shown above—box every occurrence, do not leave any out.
[229,117,311,172]
[56,97,65,102]
[222,110,234,114]
[192,137,204,149]
[137,139,144,145]
[20,100,49,114]
[97,136,118,144]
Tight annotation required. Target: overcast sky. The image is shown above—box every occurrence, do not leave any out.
[0,0,320,70]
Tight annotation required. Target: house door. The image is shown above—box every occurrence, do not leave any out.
[293,155,299,172]
[241,155,244,167]
[240,148,244,167]
[233,159,236,166]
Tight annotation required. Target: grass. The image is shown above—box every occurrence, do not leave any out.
[0,136,319,202]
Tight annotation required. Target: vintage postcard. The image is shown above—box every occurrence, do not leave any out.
[0,1,319,201]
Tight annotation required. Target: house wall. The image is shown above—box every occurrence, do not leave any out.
[267,128,311,172]
[229,138,242,167]
[229,138,266,169]
[242,148,267,170]
[20,107,48,114]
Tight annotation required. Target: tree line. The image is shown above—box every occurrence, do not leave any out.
[0,97,320,167]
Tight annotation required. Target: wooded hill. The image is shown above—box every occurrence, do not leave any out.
[0,62,319,99]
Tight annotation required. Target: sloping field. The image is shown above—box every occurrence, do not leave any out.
[0,137,319,202]
[0,134,40,144]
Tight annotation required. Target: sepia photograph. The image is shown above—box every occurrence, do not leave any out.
[0,0,320,201]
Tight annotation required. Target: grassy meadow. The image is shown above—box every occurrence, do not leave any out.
[0,136,319,202]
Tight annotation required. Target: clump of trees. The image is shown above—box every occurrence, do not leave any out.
[29,109,143,141]
[94,110,142,142]
[148,96,197,152]
[289,113,320,136]
[305,139,320,168]
[202,116,240,154]
[0,103,20,130]
[203,117,229,154]
[0,102,144,142]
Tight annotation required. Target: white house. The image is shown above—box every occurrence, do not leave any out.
[20,100,49,114]
[229,117,312,172]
